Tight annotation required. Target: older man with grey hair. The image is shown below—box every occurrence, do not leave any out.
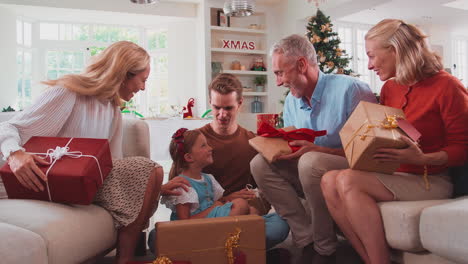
[250,34,376,263]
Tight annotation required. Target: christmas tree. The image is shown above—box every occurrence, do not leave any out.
[306,9,353,75]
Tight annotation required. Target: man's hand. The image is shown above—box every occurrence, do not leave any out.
[8,150,49,192]
[276,140,324,160]
[161,176,191,196]
[223,189,256,201]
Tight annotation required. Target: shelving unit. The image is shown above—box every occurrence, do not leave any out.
[209,8,270,131]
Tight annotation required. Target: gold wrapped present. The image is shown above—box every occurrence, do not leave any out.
[339,101,408,174]
[245,184,271,216]
[155,215,265,264]
[249,125,326,163]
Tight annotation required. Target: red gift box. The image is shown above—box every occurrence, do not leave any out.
[0,137,113,205]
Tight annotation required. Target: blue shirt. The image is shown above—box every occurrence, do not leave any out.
[283,71,376,149]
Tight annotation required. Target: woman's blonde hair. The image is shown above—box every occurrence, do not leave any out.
[168,129,202,180]
[42,41,150,106]
[365,19,443,85]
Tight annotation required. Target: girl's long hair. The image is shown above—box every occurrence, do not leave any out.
[168,129,202,180]
[42,41,150,106]
[365,19,443,85]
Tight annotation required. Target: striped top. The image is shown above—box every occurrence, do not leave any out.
[0,86,123,160]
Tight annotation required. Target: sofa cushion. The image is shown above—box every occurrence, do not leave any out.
[122,118,150,158]
[379,200,451,252]
[0,222,48,264]
[420,196,468,263]
[0,199,117,264]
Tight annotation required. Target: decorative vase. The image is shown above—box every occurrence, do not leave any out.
[251,96,263,113]
[255,85,264,92]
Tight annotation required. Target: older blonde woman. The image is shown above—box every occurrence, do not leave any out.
[0,41,187,264]
[321,19,468,264]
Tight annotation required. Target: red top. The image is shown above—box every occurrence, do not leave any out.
[380,70,468,174]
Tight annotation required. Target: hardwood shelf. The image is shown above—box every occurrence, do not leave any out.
[243,92,268,96]
[211,26,266,35]
[222,70,267,75]
[211,48,267,55]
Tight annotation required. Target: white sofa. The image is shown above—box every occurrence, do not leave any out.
[380,184,468,264]
[0,117,151,264]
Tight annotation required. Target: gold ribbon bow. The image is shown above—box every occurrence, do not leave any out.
[153,256,172,264]
[225,227,242,264]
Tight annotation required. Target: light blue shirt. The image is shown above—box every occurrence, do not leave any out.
[283,71,376,149]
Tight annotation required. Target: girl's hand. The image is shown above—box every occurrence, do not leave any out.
[373,136,427,165]
[161,176,190,196]
[7,150,49,192]
[223,189,256,201]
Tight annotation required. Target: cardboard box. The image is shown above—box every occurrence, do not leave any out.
[0,137,112,204]
[248,126,296,163]
[340,101,408,174]
[155,215,265,264]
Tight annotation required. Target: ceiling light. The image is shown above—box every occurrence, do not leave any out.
[130,0,159,4]
[224,0,255,17]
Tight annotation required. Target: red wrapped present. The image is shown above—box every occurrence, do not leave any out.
[0,137,113,205]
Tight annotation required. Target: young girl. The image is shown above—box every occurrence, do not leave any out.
[162,128,255,220]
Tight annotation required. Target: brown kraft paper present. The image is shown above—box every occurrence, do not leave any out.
[155,215,265,264]
[340,101,408,174]
[248,126,296,163]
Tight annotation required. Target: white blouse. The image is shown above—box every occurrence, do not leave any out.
[161,174,225,214]
[0,86,123,160]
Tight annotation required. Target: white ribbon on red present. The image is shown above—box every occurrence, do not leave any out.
[28,137,104,202]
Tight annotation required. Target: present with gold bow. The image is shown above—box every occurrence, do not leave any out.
[248,123,327,163]
[154,215,265,264]
[245,184,271,216]
[339,101,410,174]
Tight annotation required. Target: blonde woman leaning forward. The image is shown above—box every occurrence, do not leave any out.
[0,41,188,264]
[321,19,468,264]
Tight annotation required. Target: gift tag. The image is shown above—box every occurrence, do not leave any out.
[397,118,421,142]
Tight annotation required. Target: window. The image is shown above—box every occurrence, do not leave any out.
[335,22,384,94]
[40,22,90,41]
[453,38,468,88]
[17,18,33,110]
[36,21,170,116]
[46,50,85,79]
[141,29,169,116]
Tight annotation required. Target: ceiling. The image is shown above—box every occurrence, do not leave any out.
[322,0,468,33]
[1,0,467,33]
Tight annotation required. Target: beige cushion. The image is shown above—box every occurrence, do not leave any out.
[379,200,451,252]
[0,222,48,264]
[420,197,468,263]
[0,199,117,264]
[122,118,150,158]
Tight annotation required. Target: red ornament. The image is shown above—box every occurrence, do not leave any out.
[183,98,195,118]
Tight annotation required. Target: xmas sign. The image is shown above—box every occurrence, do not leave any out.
[222,39,256,50]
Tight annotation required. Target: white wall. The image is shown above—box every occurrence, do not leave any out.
[0,7,17,110]
[167,19,200,116]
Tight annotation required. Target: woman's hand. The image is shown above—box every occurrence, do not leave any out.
[373,136,427,165]
[7,150,50,192]
[161,176,190,196]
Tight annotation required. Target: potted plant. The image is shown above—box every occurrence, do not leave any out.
[253,75,267,92]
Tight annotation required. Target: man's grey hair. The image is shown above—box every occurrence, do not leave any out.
[270,34,318,67]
